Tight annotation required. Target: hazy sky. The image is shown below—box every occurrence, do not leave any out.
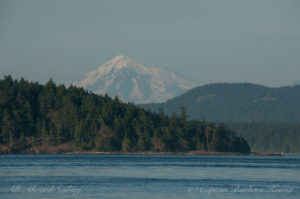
[1,0,299,87]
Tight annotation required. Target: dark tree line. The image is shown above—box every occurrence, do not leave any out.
[0,76,250,153]
[228,122,300,153]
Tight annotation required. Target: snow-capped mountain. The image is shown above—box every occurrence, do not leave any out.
[73,55,196,103]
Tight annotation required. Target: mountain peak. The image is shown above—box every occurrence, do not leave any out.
[110,55,131,65]
[98,55,145,72]
[73,56,196,103]
[112,55,126,61]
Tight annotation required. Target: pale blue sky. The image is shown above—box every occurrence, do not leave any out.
[0,0,299,86]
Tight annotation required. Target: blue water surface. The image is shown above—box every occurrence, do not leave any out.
[0,154,299,199]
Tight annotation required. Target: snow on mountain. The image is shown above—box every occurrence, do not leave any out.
[73,55,196,103]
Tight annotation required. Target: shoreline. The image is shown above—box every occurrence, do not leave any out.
[0,150,284,156]
[63,151,283,156]
[0,143,285,156]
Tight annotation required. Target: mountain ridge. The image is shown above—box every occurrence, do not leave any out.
[141,82,300,123]
[73,55,196,103]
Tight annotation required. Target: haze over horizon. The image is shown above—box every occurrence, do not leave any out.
[1,0,300,87]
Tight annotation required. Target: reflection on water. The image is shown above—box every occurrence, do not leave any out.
[0,155,299,199]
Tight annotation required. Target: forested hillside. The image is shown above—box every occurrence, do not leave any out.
[227,122,300,153]
[141,83,300,153]
[0,76,250,154]
[142,83,300,122]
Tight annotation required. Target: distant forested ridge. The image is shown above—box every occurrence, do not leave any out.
[141,83,300,153]
[0,76,250,154]
[141,83,300,122]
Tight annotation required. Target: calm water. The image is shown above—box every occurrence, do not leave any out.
[0,154,299,199]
